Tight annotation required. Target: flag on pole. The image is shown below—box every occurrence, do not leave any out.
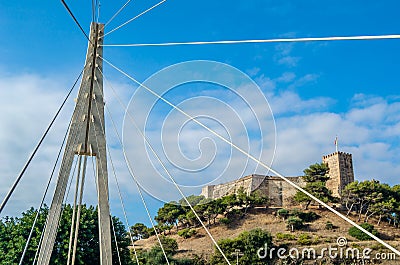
[334,136,338,152]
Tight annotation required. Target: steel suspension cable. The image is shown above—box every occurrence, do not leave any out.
[91,0,96,22]
[33,156,79,265]
[38,65,93,262]
[71,156,88,265]
[67,155,83,265]
[91,78,142,264]
[92,78,138,260]
[107,107,171,265]
[96,0,101,23]
[102,34,400,47]
[87,120,112,265]
[40,65,94,263]
[110,215,122,265]
[103,0,168,37]
[0,70,83,215]
[104,0,133,27]
[104,142,140,265]
[102,57,400,257]
[101,62,232,264]
[90,155,123,265]
[99,73,170,264]
[60,0,91,42]
[18,118,73,265]
[122,110,232,265]
[83,78,124,265]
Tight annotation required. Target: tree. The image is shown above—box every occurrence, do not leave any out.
[155,202,184,233]
[130,223,149,240]
[348,223,379,241]
[286,217,304,232]
[221,194,239,215]
[295,182,334,210]
[251,190,269,208]
[179,195,205,207]
[0,205,133,265]
[111,216,134,265]
[343,180,384,221]
[159,235,179,255]
[277,209,289,221]
[176,195,206,228]
[369,198,396,225]
[236,187,252,215]
[197,198,225,227]
[236,188,268,215]
[302,162,330,183]
[343,181,400,227]
[392,185,400,202]
[294,163,334,209]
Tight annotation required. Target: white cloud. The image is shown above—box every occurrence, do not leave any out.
[274,43,301,67]
[277,56,301,67]
[269,91,332,115]
[276,72,296,83]
[0,71,139,217]
[1,68,399,219]
[269,95,400,185]
[246,67,260,77]
[0,72,75,216]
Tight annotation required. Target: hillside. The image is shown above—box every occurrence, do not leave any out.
[135,207,400,264]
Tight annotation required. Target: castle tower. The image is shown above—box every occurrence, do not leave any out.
[323,152,354,198]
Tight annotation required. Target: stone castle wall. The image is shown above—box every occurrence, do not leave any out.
[201,151,354,207]
[200,175,305,207]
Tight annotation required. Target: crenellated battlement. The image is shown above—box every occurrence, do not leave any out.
[323,151,352,159]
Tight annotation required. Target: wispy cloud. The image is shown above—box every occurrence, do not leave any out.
[1,69,399,218]
[274,43,301,67]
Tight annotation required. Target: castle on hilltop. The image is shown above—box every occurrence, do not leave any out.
[200,151,354,207]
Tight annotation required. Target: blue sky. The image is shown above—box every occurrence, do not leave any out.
[0,0,400,226]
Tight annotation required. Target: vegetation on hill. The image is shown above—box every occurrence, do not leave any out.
[342,180,400,225]
[348,223,379,241]
[2,162,400,264]
[210,228,274,265]
[153,188,268,236]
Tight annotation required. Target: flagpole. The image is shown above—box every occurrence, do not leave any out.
[335,136,338,152]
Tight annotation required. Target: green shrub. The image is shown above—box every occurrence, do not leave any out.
[286,216,303,231]
[277,209,290,220]
[219,217,231,226]
[299,212,320,222]
[276,232,296,241]
[297,233,312,245]
[348,223,379,241]
[210,229,273,264]
[225,208,242,219]
[178,228,197,239]
[325,221,334,230]
[291,209,320,222]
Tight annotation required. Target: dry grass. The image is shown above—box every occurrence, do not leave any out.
[135,207,400,264]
